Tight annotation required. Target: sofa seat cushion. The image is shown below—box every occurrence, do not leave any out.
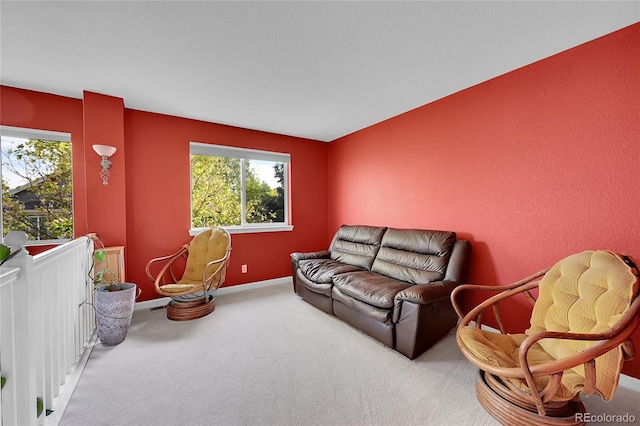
[333,287,393,323]
[298,259,364,284]
[332,271,411,309]
[296,270,333,296]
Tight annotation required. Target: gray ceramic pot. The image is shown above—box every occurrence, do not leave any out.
[94,283,136,346]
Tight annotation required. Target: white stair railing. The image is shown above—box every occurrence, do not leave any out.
[0,232,96,426]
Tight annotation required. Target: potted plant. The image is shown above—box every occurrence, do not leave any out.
[88,234,139,346]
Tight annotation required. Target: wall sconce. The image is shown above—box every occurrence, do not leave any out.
[92,144,117,186]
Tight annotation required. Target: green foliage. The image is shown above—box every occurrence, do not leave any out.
[94,249,106,262]
[191,155,285,227]
[0,244,9,261]
[246,162,285,223]
[36,397,53,417]
[91,246,117,287]
[1,139,73,240]
[191,155,242,227]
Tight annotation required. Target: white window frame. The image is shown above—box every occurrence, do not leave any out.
[1,125,73,244]
[189,142,293,235]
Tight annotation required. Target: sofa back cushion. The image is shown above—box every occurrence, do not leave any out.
[371,229,456,284]
[330,225,387,270]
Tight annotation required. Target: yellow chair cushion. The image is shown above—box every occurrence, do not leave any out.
[459,250,638,402]
[459,328,587,401]
[527,250,638,399]
[159,283,200,293]
[178,228,229,286]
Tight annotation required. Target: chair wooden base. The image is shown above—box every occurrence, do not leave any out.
[476,371,586,426]
[166,295,215,321]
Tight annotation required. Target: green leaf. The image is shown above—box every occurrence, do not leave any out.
[1,376,6,389]
[0,244,10,261]
[37,398,44,417]
[94,249,106,262]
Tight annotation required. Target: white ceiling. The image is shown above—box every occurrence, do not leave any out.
[1,1,638,142]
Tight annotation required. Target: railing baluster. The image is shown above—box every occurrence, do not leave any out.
[1,233,96,426]
[32,263,46,426]
[1,232,38,426]
[1,268,22,425]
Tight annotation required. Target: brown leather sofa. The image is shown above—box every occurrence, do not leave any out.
[291,225,471,359]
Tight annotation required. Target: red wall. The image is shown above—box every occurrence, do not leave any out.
[1,87,329,303]
[1,87,89,234]
[83,92,128,245]
[328,24,640,377]
[124,109,329,298]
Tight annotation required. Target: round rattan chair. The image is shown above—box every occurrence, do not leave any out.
[146,227,231,321]
[451,250,640,426]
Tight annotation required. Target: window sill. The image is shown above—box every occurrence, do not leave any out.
[189,225,294,236]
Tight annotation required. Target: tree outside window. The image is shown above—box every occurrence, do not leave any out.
[1,136,73,240]
[190,143,288,230]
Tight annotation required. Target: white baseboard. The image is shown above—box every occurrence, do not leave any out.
[134,276,293,311]
[218,276,292,295]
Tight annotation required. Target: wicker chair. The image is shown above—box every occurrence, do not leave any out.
[451,250,640,426]
[146,227,231,321]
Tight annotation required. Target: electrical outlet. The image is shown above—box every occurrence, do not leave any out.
[241,264,248,273]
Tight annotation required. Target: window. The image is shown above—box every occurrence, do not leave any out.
[1,126,73,242]
[190,142,292,234]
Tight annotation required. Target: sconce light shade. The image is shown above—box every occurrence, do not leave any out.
[92,144,117,186]
[92,144,117,157]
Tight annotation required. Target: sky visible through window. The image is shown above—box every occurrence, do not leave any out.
[1,136,30,189]
[251,159,280,189]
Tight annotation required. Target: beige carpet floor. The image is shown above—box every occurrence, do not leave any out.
[60,281,639,426]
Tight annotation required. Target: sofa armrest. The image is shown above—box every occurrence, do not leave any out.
[290,250,331,293]
[291,250,331,271]
[393,281,459,358]
[393,280,457,323]
[291,250,331,263]
[444,240,471,284]
[394,280,457,306]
